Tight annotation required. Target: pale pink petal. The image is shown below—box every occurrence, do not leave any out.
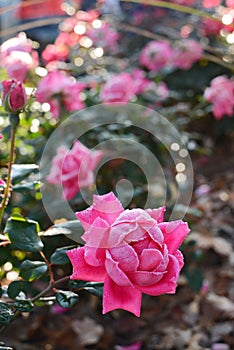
[105,251,132,287]
[135,255,181,296]
[128,270,164,286]
[77,192,124,230]
[109,244,139,272]
[146,206,166,223]
[147,224,164,246]
[103,275,142,316]
[138,249,163,271]
[158,220,190,253]
[67,247,106,282]
[82,217,110,248]
[84,246,106,267]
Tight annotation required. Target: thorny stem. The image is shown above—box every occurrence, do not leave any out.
[39,251,55,285]
[30,276,70,303]
[0,119,18,228]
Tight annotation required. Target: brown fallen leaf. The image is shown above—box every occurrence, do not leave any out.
[71,316,104,346]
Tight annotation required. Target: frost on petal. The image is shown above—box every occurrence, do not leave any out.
[158,220,190,253]
[105,251,132,287]
[109,244,139,272]
[77,192,124,230]
[103,275,142,316]
[67,247,106,282]
[136,255,181,296]
[146,206,166,223]
[82,217,110,248]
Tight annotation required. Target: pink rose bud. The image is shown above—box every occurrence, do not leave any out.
[2,79,27,113]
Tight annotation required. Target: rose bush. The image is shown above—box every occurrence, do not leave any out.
[67,192,190,316]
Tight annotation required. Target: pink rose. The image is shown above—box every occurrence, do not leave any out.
[172,39,203,70]
[67,192,190,316]
[204,75,234,120]
[2,80,27,113]
[115,342,142,350]
[131,69,154,95]
[42,44,69,65]
[47,140,103,200]
[0,33,39,81]
[202,0,221,7]
[140,41,172,72]
[35,71,86,118]
[100,73,135,103]
[87,22,119,53]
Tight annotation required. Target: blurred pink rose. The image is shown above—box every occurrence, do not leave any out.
[100,73,135,103]
[42,44,69,65]
[47,140,103,199]
[67,192,190,316]
[87,22,119,53]
[0,33,39,81]
[204,75,234,120]
[131,69,154,95]
[140,41,172,72]
[202,18,223,36]
[171,0,195,4]
[35,71,86,118]
[0,134,3,140]
[172,39,203,70]
[115,342,142,350]
[202,0,221,7]
[0,179,6,187]
[2,79,27,113]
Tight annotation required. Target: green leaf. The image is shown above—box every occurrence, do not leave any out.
[13,300,33,313]
[0,302,14,326]
[56,290,79,308]
[43,220,84,244]
[20,260,48,281]
[13,181,41,192]
[70,281,103,298]
[7,281,31,299]
[11,164,38,184]
[50,246,76,265]
[185,267,203,292]
[4,216,43,252]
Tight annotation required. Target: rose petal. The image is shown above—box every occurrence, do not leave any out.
[77,192,124,230]
[82,217,110,248]
[146,206,166,223]
[67,247,106,282]
[138,249,163,271]
[158,220,190,253]
[103,275,142,316]
[128,270,164,286]
[84,246,106,267]
[105,251,132,287]
[135,255,181,295]
[110,244,139,272]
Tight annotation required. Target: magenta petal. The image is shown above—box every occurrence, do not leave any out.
[105,251,132,287]
[158,220,190,253]
[146,207,166,223]
[103,275,142,316]
[136,255,181,296]
[67,247,106,282]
